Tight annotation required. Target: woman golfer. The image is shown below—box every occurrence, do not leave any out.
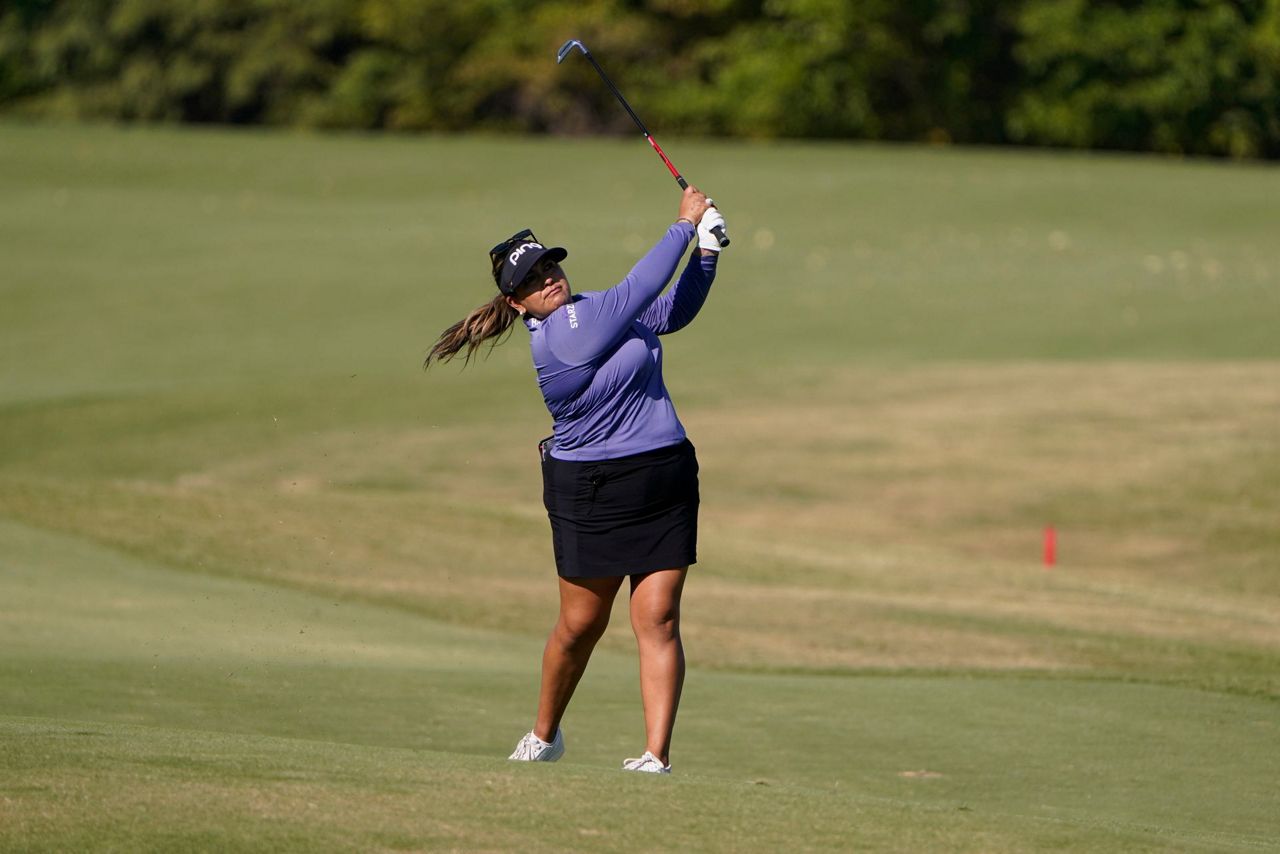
[425,186,725,773]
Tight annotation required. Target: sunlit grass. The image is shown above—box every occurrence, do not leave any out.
[2,122,1278,850]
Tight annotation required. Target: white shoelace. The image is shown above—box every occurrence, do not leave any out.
[622,751,670,773]
[511,733,550,760]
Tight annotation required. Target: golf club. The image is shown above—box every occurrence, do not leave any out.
[557,38,730,248]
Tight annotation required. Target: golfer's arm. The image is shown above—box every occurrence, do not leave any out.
[548,223,693,364]
[639,250,717,335]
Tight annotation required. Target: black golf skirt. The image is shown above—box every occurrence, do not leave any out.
[541,439,699,579]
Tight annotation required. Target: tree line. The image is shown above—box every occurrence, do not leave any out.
[2,0,1277,159]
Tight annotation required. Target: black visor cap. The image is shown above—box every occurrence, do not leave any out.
[491,231,568,296]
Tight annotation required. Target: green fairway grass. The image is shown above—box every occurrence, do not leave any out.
[3,521,1276,852]
[2,122,1279,851]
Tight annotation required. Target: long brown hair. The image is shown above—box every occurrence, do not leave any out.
[423,294,520,368]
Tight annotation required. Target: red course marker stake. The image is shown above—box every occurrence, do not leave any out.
[1043,526,1057,569]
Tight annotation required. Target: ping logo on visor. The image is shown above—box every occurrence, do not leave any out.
[508,242,544,266]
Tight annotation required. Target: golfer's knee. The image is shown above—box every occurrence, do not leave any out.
[632,608,679,644]
[556,610,609,650]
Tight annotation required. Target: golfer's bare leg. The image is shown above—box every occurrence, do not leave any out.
[533,575,624,742]
[629,567,688,765]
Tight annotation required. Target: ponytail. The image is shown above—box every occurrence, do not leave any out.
[424,294,520,369]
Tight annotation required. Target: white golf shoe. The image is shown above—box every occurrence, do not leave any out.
[621,751,671,774]
[508,728,564,762]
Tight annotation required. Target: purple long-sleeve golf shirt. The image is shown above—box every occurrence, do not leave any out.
[523,222,718,461]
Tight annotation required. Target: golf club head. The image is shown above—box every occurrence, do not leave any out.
[557,39,589,64]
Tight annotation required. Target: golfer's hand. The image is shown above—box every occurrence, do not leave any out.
[698,206,727,252]
[677,186,710,226]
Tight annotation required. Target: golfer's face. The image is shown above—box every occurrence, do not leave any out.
[513,257,570,318]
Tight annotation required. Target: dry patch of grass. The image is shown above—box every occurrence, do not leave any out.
[690,362,1280,586]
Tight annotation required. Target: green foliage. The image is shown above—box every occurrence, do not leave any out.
[1010,0,1280,158]
[1,0,1278,157]
[648,0,891,137]
[1,0,361,122]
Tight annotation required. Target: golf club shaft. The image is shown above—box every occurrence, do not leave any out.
[569,44,729,248]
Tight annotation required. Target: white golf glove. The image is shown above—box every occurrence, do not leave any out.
[698,204,727,252]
